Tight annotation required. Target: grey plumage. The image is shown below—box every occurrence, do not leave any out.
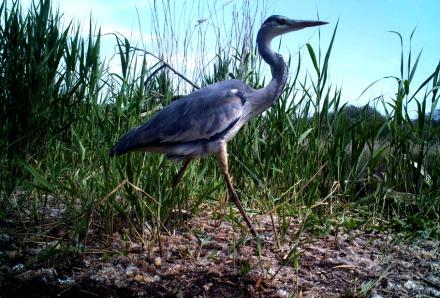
[110,15,328,237]
[109,80,252,159]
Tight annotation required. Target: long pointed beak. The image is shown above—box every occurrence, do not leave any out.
[287,19,328,29]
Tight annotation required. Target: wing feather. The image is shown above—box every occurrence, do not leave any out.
[159,95,242,143]
[110,80,249,156]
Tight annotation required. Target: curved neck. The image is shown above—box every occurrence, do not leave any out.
[252,29,289,116]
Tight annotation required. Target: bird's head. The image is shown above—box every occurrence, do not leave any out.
[260,15,328,39]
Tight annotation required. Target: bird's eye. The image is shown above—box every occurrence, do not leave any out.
[278,19,287,25]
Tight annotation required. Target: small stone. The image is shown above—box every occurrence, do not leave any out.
[154,257,162,268]
[125,264,139,277]
[404,280,417,290]
[207,266,221,276]
[134,274,146,283]
[38,268,57,281]
[276,289,288,297]
[12,263,25,272]
[58,276,75,286]
[130,243,142,253]
[371,290,384,298]
[203,282,213,292]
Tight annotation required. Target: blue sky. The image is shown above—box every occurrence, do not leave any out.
[21,0,440,114]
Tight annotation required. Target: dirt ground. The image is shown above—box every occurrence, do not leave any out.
[0,209,439,297]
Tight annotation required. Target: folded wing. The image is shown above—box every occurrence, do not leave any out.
[110,81,247,156]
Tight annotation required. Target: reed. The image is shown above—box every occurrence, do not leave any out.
[0,0,438,258]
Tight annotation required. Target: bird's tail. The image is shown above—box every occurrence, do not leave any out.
[109,138,135,157]
[109,144,120,157]
[109,126,144,157]
[109,134,131,157]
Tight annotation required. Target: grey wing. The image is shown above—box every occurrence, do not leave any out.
[109,85,246,156]
[157,90,244,143]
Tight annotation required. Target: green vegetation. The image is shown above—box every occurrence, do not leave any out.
[1,0,439,259]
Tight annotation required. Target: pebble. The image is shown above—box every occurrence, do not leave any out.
[276,289,288,297]
[58,276,76,286]
[12,263,25,272]
[154,257,162,268]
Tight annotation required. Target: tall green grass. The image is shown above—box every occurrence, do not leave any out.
[0,0,101,197]
[0,0,439,257]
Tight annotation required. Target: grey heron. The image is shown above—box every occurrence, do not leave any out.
[110,15,328,237]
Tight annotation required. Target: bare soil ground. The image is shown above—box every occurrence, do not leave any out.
[0,209,439,297]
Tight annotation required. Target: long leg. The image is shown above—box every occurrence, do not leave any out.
[172,157,193,187]
[216,142,258,237]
